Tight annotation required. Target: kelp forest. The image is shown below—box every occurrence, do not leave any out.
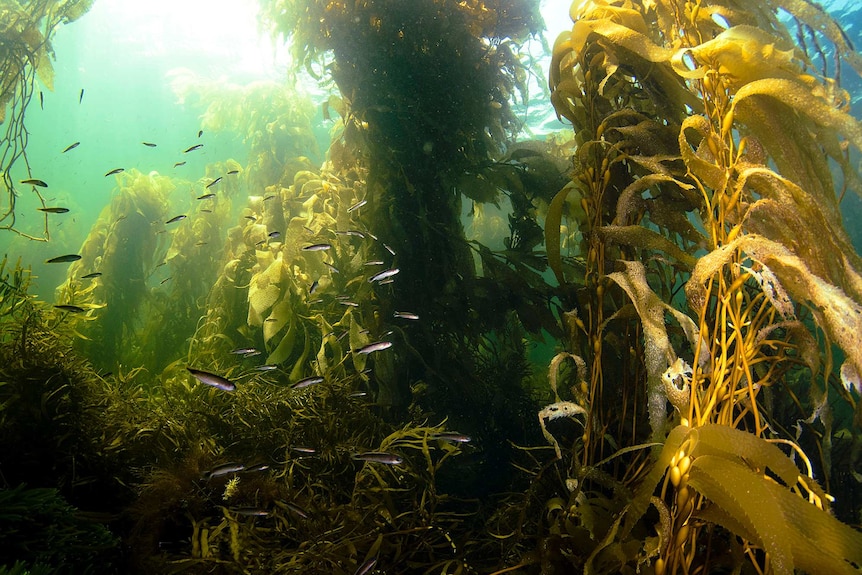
[2,0,862,573]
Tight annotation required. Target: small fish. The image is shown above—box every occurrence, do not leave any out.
[355,341,393,354]
[245,215,258,221]
[45,254,81,264]
[363,260,385,266]
[352,452,403,465]
[349,391,368,398]
[197,193,215,200]
[253,365,279,372]
[54,304,85,313]
[204,462,245,478]
[383,243,396,256]
[200,209,213,213]
[378,278,395,285]
[79,88,84,104]
[37,207,69,214]
[335,229,366,238]
[268,231,281,239]
[265,318,278,322]
[293,375,324,389]
[231,347,258,355]
[365,231,378,241]
[263,194,276,201]
[20,178,47,187]
[324,262,340,274]
[291,446,316,454]
[197,130,203,138]
[231,507,269,517]
[142,142,157,147]
[227,169,240,175]
[432,432,472,443]
[186,367,237,392]
[394,311,419,320]
[195,241,208,246]
[339,301,359,307]
[354,557,378,575]
[243,462,270,473]
[206,177,222,188]
[281,501,309,519]
[302,243,332,252]
[243,350,262,358]
[173,161,186,168]
[39,91,44,109]
[347,199,367,213]
[81,272,102,279]
[155,261,166,268]
[183,144,203,153]
[166,214,187,224]
[62,142,80,153]
[159,277,172,285]
[368,268,400,283]
[104,168,124,177]
[309,279,319,294]
[302,225,315,234]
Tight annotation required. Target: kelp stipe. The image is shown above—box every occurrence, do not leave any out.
[547,0,862,573]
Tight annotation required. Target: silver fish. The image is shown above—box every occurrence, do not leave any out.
[302,243,332,251]
[186,367,236,391]
[347,199,367,212]
[293,376,324,389]
[281,501,309,519]
[231,347,258,355]
[291,446,317,454]
[166,214,187,224]
[355,341,392,354]
[231,507,269,517]
[368,268,399,283]
[393,311,419,320]
[354,557,377,575]
[253,365,279,372]
[352,452,403,465]
[46,254,81,264]
[324,262,340,274]
[432,432,472,443]
[204,462,245,478]
[206,177,222,188]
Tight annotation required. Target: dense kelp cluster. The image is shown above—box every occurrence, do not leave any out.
[536,0,862,573]
[0,0,93,239]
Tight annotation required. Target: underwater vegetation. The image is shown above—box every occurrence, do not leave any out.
[3,0,862,573]
[0,0,93,240]
[531,0,862,573]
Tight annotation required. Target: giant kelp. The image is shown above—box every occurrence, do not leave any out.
[0,0,93,240]
[539,0,862,573]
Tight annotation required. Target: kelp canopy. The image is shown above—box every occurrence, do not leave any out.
[0,0,93,240]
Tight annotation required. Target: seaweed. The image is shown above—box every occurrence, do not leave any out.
[538,0,862,572]
[0,0,93,240]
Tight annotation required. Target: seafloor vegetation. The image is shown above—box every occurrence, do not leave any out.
[2,0,862,573]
